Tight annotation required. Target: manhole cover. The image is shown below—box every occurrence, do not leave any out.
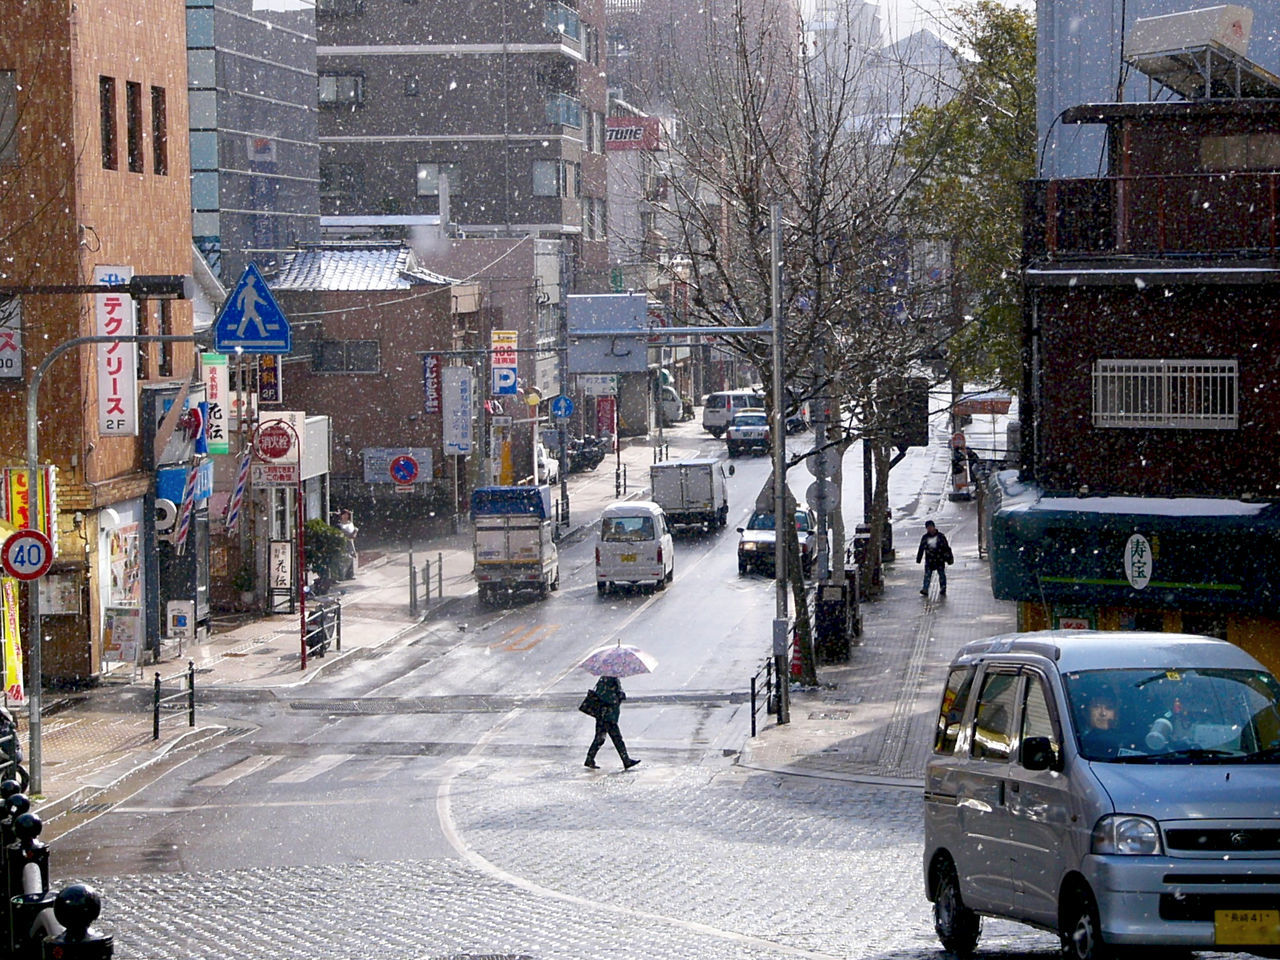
[808,711,851,721]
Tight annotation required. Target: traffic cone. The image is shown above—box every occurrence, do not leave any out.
[790,636,803,679]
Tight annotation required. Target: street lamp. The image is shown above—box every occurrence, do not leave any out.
[9,274,195,794]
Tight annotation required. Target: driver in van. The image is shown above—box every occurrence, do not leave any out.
[1078,690,1126,759]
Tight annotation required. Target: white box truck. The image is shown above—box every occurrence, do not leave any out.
[471,485,560,603]
[649,458,732,529]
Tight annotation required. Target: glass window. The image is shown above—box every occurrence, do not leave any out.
[416,162,463,197]
[150,86,167,176]
[186,8,214,47]
[1020,676,1061,766]
[971,671,1018,762]
[0,71,16,165]
[191,171,219,209]
[601,516,655,541]
[188,90,217,128]
[532,160,560,197]
[934,666,975,754]
[313,340,380,374]
[319,73,364,105]
[189,131,218,170]
[187,49,215,88]
[99,76,117,170]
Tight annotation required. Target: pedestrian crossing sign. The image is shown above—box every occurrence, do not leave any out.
[213,263,292,354]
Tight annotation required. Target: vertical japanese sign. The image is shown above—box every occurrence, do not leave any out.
[1,578,24,704]
[202,353,230,455]
[490,329,518,396]
[442,366,474,455]
[94,265,138,436]
[1,466,56,544]
[596,396,617,439]
[1124,534,1152,590]
[259,354,281,404]
[423,353,442,414]
[0,296,21,379]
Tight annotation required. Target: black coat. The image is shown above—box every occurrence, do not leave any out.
[593,676,625,724]
[916,531,954,570]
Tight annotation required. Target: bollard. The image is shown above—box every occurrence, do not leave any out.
[437,553,443,598]
[8,812,55,959]
[422,562,431,601]
[43,884,112,959]
[623,464,628,493]
[334,603,342,653]
[152,674,161,741]
[186,660,195,728]
[408,563,418,615]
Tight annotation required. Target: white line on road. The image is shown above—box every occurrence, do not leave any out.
[268,753,352,783]
[193,754,282,787]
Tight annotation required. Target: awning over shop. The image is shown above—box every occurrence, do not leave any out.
[988,472,1280,613]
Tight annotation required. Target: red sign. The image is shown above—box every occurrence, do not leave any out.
[605,116,661,151]
[255,423,293,460]
[389,455,419,485]
[596,396,617,439]
[2,529,52,581]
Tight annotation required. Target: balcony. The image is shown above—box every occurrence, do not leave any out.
[545,93,582,129]
[1025,172,1280,259]
[544,1,582,49]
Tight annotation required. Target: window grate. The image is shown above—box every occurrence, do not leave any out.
[1092,359,1238,430]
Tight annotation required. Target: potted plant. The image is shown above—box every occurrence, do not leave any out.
[303,518,348,586]
[231,563,256,606]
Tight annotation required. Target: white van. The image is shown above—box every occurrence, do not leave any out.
[595,501,674,595]
[702,389,764,437]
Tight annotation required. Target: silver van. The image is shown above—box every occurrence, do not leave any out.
[702,389,764,437]
[924,631,1280,960]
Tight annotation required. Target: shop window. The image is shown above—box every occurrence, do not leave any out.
[100,76,117,170]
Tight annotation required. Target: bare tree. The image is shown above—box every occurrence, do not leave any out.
[647,0,961,681]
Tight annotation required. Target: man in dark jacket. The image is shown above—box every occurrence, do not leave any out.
[916,520,954,597]
[585,675,640,770]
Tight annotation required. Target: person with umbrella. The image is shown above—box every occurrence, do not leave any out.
[579,642,654,771]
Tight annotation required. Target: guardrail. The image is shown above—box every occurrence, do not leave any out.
[408,554,443,615]
[748,654,779,738]
[152,662,195,741]
[305,597,341,659]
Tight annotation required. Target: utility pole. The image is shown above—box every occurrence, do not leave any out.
[770,203,790,724]
[556,243,571,526]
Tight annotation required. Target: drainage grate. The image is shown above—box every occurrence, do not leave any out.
[68,802,113,815]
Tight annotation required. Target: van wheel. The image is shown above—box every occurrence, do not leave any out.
[596,581,606,596]
[1060,887,1110,960]
[656,576,666,591]
[933,861,980,957]
[665,563,674,584]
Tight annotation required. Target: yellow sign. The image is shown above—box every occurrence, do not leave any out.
[1,578,24,704]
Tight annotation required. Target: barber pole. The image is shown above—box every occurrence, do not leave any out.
[174,461,199,555]
[225,446,251,533]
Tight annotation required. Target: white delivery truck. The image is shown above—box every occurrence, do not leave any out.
[471,485,560,603]
[648,458,732,530]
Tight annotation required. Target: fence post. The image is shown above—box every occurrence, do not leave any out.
[437,552,443,597]
[409,562,418,615]
[187,660,196,727]
[750,675,757,738]
[334,602,342,652]
[623,464,628,493]
[153,673,161,741]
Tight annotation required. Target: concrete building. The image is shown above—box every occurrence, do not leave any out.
[187,0,321,281]
[314,0,610,285]
[0,1,196,682]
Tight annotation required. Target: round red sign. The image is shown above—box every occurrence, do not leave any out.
[255,423,293,460]
[2,529,53,581]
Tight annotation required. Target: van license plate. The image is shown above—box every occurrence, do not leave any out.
[620,554,637,562]
[1215,910,1280,945]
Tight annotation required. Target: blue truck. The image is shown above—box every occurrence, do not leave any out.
[470,485,560,603]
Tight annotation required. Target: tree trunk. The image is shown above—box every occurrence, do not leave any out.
[786,520,817,685]
[865,438,894,594]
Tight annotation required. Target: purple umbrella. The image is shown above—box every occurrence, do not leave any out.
[578,642,658,678]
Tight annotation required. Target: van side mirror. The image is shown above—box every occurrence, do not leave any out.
[1021,736,1057,772]
[727,464,735,476]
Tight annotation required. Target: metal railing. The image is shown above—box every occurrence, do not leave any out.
[305,597,341,659]
[153,661,195,741]
[748,655,778,738]
[408,553,444,615]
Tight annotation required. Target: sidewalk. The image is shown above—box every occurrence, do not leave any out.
[738,438,1019,787]
[26,420,717,834]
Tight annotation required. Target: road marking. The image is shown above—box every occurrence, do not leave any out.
[488,623,559,652]
[344,757,404,781]
[268,753,352,784]
[194,754,282,787]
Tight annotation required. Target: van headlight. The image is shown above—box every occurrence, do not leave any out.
[1092,815,1163,855]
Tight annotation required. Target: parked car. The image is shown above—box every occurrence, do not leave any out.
[725,409,770,457]
[536,441,559,484]
[924,630,1280,960]
[737,505,818,577]
[702,389,765,437]
[595,501,675,595]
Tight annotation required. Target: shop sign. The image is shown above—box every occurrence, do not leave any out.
[605,116,661,150]
[202,353,230,454]
[94,265,138,436]
[442,366,474,455]
[259,354,281,404]
[1124,534,1153,590]
[0,296,22,379]
[1,467,56,545]
[423,354,442,414]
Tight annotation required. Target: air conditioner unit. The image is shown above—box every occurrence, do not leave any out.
[1126,5,1252,59]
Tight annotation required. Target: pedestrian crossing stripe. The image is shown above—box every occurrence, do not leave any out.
[268,753,352,784]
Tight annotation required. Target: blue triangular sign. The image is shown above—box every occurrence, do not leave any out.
[213,263,292,354]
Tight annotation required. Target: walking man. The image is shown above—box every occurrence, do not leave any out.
[916,519,954,597]
[585,675,640,770]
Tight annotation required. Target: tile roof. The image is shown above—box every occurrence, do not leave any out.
[271,242,458,291]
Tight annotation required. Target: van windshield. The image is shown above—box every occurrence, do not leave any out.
[1063,667,1280,763]
[602,516,655,542]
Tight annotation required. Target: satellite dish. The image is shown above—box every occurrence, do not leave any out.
[155,499,178,534]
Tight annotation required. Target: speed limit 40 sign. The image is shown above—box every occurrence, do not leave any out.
[2,529,53,581]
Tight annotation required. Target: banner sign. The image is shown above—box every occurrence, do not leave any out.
[423,353,442,414]
[1,467,56,547]
[94,264,138,436]
[1,577,24,703]
[442,366,474,455]
[202,353,230,454]
[259,354,281,404]
[0,296,22,380]
[605,116,662,150]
